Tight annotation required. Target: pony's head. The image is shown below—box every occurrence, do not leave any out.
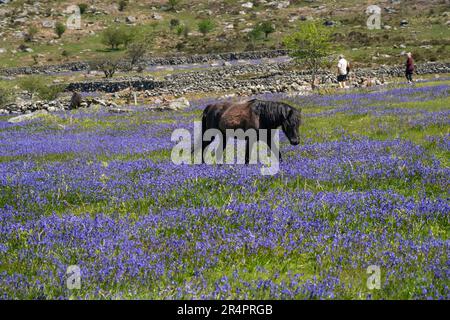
[281,104,301,146]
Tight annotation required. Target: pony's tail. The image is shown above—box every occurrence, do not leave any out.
[196,105,210,160]
[201,105,210,136]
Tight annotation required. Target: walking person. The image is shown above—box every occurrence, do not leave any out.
[337,54,349,89]
[405,52,414,84]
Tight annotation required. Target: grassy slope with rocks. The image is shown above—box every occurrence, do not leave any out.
[0,0,449,69]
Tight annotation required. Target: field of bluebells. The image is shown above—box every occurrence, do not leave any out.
[0,79,449,299]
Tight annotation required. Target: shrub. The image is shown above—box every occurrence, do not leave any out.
[167,0,181,11]
[25,25,38,42]
[78,3,88,15]
[18,77,42,99]
[198,19,215,36]
[118,0,128,11]
[39,84,65,101]
[101,26,135,50]
[258,21,275,39]
[18,77,64,100]
[55,22,66,38]
[89,59,121,78]
[248,27,264,42]
[170,19,180,29]
[0,87,13,107]
[176,24,185,36]
[126,41,149,67]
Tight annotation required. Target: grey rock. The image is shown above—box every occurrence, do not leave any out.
[8,110,48,123]
[42,20,55,28]
[47,106,59,112]
[168,97,190,110]
[125,16,136,24]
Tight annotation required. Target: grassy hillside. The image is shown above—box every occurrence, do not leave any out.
[0,0,449,68]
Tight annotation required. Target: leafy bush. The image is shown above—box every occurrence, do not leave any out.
[0,87,13,107]
[167,0,181,11]
[126,41,149,67]
[18,77,64,101]
[78,3,88,15]
[25,25,38,42]
[258,21,275,39]
[198,19,215,36]
[101,26,135,50]
[89,59,121,78]
[118,0,128,11]
[248,27,264,41]
[39,85,65,101]
[55,22,66,38]
[176,24,184,36]
[170,19,180,29]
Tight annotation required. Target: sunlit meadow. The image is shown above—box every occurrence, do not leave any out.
[0,80,449,299]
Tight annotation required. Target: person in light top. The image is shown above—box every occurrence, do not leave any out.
[337,54,350,89]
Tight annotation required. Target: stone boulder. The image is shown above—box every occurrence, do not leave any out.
[7,110,48,123]
[125,16,136,24]
[168,97,190,110]
[42,20,55,28]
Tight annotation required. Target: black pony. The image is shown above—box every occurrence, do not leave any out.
[200,99,301,163]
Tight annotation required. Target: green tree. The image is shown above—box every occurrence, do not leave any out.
[101,26,135,50]
[55,22,66,39]
[126,40,149,67]
[258,21,275,39]
[283,21,332,89]
[89,58,121,78]
[198,19,215,36]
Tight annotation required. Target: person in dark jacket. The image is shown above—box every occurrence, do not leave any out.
[405,52,414,84]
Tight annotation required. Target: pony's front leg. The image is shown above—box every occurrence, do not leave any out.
[245,137,250,164]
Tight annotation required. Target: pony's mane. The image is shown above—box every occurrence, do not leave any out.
[250,99,300,127]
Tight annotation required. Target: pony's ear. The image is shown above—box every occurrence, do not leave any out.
[281,105,291,119]
[288,108,294,119]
